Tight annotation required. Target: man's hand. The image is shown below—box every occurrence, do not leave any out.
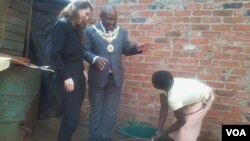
[94,57,108,70]
[84,70,88,80]
[151,129,164,141]
[64,78,74,93]
[137,42,151,52]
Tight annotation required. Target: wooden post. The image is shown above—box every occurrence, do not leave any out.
[0,0,11,49]
[23,0,33,57]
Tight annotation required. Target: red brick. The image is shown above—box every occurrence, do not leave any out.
[95,0,108,5]
[164,17,183,23]
[138,37,154,43]
[177,72,196,78]
[173,38,189,44]
[121,24,137,30]
[211,25,232,31]
[207,110,223,117]
[174,10,191,16]
[130,30,145,36]
[209,39,231,45]
[215,89,235,97]
[207,81,225,88]
[212,103,230,111]
[232,69,247,75]
[226,76,242,82]
[203,3,220,9]
[124,73,134,80]
[213,10,233,16]
[180,58,198,65]
[245,2,250,8]
[155,37,170,43]
[138,94,154,102]
[202,45,221,52]
[122,93,136,99]
[191,25,210,30]
[139,0,154,4]
[139,11,155,17]
[133,74,150,81]
[232,54,247,60]
[222,32,243,38]
[139,108,155,115]
[200,60,220,66]
[193,10,212,16]
[138,25,153,30]
[191,52,208,58]
[154,51,171,56]
[129,5,147,10]
[231,106,248,113]
[223,112,241,120]
[223,47,243,53]
[146,31,163,36]
[165,58,180,64]
[197,74,217,81]
[183,17,202,23]
[203,32,221,38]
[172,25,189,30]
[245,32,250,38]
[212,118,235,125]
[156,11,172,16]
[147,17,165,24]
[142,69,156,75]
[226,83,243,90]
[233,25,250,31]
[221,61,240,68]
[172,51,190,57]
[206,67,225,74]
[224,17,244,23]
[166,65,186,72]
[245,47,250,53]
[232,40,250,47]
[145,56,162,63]
[126,68,142,74]
[132,87,146,94]
[116,5,130,11]
[120,105,138,113]
[214,53,231,60]
[123,80,141,87]
[191,39,209,44]
[185,4,202,9]
[154,25,171,30]
[185,66,205,72]
[165,31,181,37]
[203,17,222,23]
[118,18,130,23]
[128,55,144,62]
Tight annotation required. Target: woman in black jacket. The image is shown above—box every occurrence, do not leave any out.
[51,1,92,141]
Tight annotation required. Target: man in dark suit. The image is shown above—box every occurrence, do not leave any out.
[83,4,150,141]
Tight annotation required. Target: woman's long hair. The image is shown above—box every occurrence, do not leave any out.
[58,0,92,43]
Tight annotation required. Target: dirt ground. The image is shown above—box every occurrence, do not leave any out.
[22,118,123,141]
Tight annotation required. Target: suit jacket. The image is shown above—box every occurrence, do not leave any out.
[52,17,85,83]
[83,22,141,87]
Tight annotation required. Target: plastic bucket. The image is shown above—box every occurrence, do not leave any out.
[119,125,157,139]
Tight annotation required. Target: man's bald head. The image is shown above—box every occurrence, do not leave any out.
[100,5,117,31]
[100,5,117,17]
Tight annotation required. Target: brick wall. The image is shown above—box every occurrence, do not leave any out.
[82,0,250,140]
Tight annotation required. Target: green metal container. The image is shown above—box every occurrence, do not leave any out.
[0,64,41,141]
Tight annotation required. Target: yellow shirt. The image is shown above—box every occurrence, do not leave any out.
[168,78,211,111]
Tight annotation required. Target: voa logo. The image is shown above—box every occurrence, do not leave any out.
[226,129,246,136]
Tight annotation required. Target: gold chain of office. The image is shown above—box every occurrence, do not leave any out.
[92,25,120,53]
